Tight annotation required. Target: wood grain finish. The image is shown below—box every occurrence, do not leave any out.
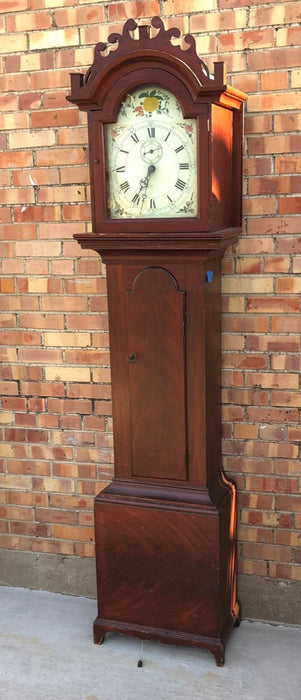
[68,16,247,666]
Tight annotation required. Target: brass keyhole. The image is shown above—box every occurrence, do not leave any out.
[128,352,137,363]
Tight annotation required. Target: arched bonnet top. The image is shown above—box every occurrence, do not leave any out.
[67,16,246,120]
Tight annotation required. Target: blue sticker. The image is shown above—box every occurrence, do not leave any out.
[206,270,213,283]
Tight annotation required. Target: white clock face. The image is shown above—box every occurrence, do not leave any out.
[105,86,198,219]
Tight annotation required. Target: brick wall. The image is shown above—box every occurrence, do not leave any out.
[0,1,300,610]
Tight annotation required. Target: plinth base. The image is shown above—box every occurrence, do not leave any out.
[93,605,240,666]
[93,484,240,666]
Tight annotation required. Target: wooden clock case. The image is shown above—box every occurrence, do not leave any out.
[68,17,247,666]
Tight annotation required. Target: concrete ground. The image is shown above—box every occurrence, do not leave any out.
[0,586,300,700]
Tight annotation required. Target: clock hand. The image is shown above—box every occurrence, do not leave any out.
[140,165,156,211]
[142,146,162,157]
[147,164,156,177]
[137,165,156,193]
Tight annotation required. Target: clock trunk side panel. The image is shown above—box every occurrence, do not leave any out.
[106,265,132,479]
[219,480,239,632]
[88,114,106,229]
[94,499,221,637]
[210,105,233,232]
[183,263,207,487]
[204,258,222,485]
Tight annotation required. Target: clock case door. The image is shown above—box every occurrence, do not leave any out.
[67,17,247,666]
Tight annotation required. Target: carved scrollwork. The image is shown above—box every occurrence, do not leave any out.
[83,16,221,88]
[68,16,228,110]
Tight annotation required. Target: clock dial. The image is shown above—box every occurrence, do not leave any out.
[105,86,198,219]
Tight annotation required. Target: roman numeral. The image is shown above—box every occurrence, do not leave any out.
[147,127,155,138]
[167,195,173,203]
[120,181,130,192]
[179,163,189,170]
[119,149,129,154]
[175,179,186,190]
[131,133,139,143]
[116,165,126,173]
[175,145,184,154]
[165,132,171,142]
[150,198,156,209]
[132,193,140,205]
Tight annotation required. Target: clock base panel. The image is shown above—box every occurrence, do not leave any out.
[93,488,239,666]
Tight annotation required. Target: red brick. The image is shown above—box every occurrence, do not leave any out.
[0,535,31,551]
[14,205,60,222]
[31,109,79,128]
[277,496,301,513]
[49,495,94,511]
[65,315,108,331]
[263,256,290,273]
[250,438,296,460]
[36,147,84,167]
[60,415,82,430]
[31,540,74,555]
[277,237,301,254]
[18,314,64,330]
[260,71,289,92]
[269,564,293,580]
[247,47,301,72]
[18,348,63,364]
[279,197,301,215]
[246,297,299,313]
[246,407,298,424]
[219,28,274,52]
[19,92,42,110]
[0,330,41,346]
[35,508,77,525]
[74,543,95,557]
[47,398,92,415]
[222,353,267,370]
[62,204,92,221]
[52,524,94,542]
[5,428,48,444]
[0,294,38,312]
[37,414,58,429]
[28,398,45,413]
[67,384,111,400]
[248,91,300,113]
[248,135,301,156]
[55,6,105,28]
[248,331,296,352]
[0,151,33,168]
[64,350,110,365]
[7,460,49,476]
[20,382,65,398]
[271,392,301,408]
[271,355,301,371]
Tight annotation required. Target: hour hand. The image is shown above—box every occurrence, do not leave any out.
[139,164,156,190]
[139,165,156,210]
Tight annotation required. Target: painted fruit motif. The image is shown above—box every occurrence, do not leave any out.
[143,96,159,112]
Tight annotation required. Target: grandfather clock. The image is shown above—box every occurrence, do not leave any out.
[68,16,247,666]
